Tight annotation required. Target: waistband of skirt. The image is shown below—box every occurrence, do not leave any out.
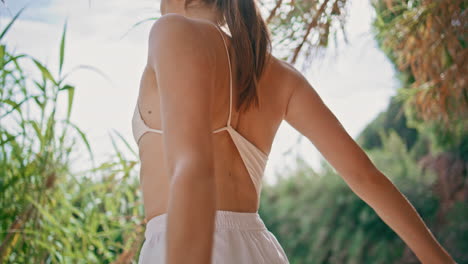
[144,210,266,238]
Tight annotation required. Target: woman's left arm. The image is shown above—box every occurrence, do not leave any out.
[147,14,217,264]
[283,67,456,264]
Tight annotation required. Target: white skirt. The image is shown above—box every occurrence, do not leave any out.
[137,210,289,264]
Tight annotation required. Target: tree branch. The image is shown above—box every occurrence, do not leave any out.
[290,0,331,64]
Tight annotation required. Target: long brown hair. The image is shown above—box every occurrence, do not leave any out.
[186,0,272,113]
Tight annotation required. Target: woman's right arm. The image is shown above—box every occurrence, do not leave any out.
[282,64,455,264]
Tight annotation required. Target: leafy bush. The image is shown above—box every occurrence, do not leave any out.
[259,130,466,263]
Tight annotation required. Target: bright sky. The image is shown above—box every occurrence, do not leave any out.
[1,0,397,185]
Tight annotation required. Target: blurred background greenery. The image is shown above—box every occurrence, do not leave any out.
[1,0,466,263]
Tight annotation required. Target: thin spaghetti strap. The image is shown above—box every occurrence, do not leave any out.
[212,24,233,127]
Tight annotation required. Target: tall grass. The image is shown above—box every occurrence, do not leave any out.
[0,9,145,263]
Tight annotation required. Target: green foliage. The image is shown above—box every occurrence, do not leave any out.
[370,0,468,152]
[259,130,467,263]
[403,101,468,160]
[0,11,143,263]
[260,166,404,263]
[438,201,468,263]
[357,96,420,154]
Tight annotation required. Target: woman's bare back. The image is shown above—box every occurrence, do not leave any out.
[134,18,296,222]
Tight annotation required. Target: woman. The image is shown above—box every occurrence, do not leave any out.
[131,0,457,262]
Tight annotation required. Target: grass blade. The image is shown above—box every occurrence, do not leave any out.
[59,20,67,76]
[0,6,26,41]
[32,58,57,86]
[59,85,75,120]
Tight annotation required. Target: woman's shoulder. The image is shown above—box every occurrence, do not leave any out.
[149,14,202,41]
[265,55,308,90]
[147,14,223,62]
[148,14,219,44]
[147,14,216,65]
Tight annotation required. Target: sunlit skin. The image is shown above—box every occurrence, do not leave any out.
[136,0,456,263]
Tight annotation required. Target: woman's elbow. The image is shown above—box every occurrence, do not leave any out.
[342,165,388,189]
